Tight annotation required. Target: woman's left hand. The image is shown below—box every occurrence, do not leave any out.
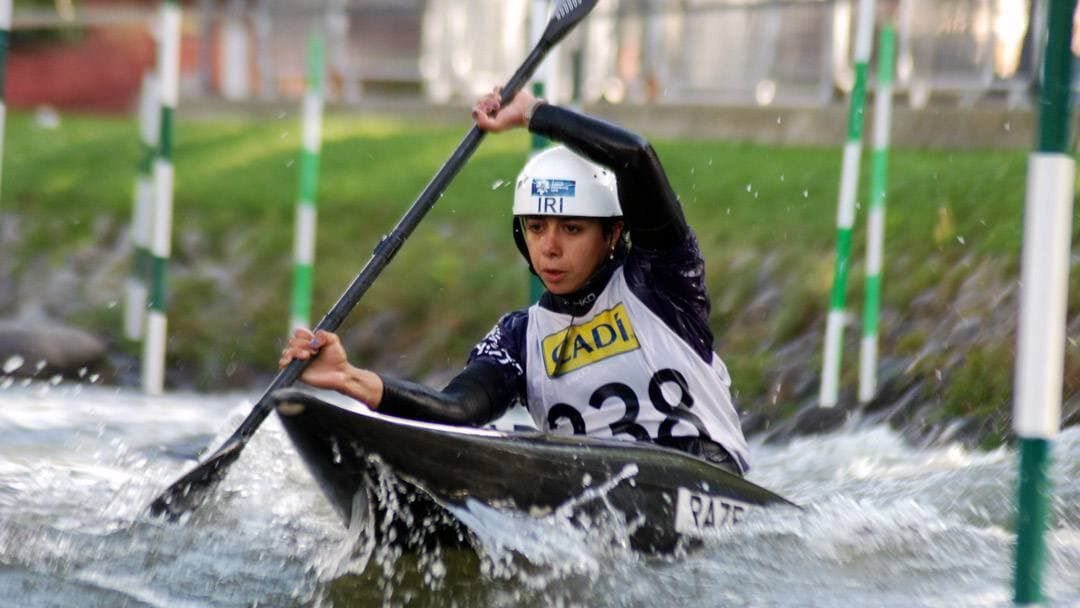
[472,87,537,133]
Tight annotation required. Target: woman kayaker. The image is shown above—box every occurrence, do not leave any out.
[280,89,751,475]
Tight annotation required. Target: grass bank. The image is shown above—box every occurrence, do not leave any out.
[2,108,1074,444]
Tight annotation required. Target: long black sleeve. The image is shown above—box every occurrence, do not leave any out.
[375,360,516,426]
[527,103,688,249]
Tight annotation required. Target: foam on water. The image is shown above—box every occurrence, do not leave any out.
[0,383,1078,607]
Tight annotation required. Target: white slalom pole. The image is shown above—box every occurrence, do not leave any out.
[125,72,160,341]
[143,0,181,395]
[528,0,552,303]
[1013,1,1074,602]
[290,33,325,332]
[0,0,11,200]
[820,0,875,408]
[858,24,895,404]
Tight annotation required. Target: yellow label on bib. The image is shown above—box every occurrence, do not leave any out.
[542,303,640,377]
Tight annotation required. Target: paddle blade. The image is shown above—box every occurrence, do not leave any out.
[148,438,244,520]
[541,0,599,47]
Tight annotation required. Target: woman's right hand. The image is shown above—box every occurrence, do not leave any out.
[279,328,352,392]
[472,87,539,133]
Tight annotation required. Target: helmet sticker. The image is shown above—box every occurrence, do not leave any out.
[532,179,576,197]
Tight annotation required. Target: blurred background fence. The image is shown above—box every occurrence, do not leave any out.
[4,0,1060,114]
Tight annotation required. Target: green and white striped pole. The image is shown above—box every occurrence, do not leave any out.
[125,72,160,341]
[858,24,894,404]
[0,0,10,198]
[143,0,181,395]
[528,0,551,303]
[290,33,325,332]
[1012,0,1074,603]
[820,0,875,408]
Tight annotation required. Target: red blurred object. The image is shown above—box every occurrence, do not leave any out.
[5,1,197,114]
[8,27,155,113]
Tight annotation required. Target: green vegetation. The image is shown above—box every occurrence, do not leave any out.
[2,108,1067,442]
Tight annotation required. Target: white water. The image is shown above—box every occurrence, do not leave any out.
[0,383,1077,607]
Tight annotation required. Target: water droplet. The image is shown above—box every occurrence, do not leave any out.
[107,300,118,309]
[285,159,295,168]
[726,208,731,215]
[957,236,966,245]
[3,355,24,374]
[49,375,62,386]
[89,373,100,384]
[1,377,12,389]
[1003,121,1011,131]
[35,360,46,372]
[277,111,287,119]
[776,116,783,125]
[78,367,87,378]
[690,167,696,174]
[280,131,289,140]
[490,179,508,190]
[780,174,785,182]
[803,190,809,198]
[746,184,752,192]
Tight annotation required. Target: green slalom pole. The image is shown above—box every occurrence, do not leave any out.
[143,0,181,395]
[125,72,160,342]
[857,24,894,404]
[290,33,325,332]
[1012,0,1075,603]
[528,0,551,303]
[820,0,875,408]
[0,0,10,200]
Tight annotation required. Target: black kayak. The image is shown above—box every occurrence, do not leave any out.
[272,388,798,553]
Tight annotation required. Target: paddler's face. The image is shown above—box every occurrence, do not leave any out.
[523,216,622,295]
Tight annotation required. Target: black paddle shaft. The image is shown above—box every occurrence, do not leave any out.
[240,59,549,441]
[149,0,599,520]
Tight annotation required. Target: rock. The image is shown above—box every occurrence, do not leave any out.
[0,318,108,377]
[739,410,770,436]
[789,402,852,436]
[762,397,852,443]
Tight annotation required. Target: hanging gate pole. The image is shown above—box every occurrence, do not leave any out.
[143,0,181,395]
[858,24,895,404]
[290,33,326,332]
[528,0,552,303]
[1012,0,1075,603]
[820,0,876,408]
[0,0,11,201]
[125,73,160,341]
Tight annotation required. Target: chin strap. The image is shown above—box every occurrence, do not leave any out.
[540,250,624,316]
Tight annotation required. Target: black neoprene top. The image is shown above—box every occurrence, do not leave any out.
[375,103,695,426]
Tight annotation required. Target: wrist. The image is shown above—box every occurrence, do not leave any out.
[523,98,546,128]
[341,367,384,408]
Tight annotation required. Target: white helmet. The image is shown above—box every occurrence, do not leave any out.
[513,145,621,218]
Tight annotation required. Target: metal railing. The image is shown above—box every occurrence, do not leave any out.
[7,0,1064,108]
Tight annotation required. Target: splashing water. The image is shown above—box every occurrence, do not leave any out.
[0,386,1077,607]
[3,355,24,374]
